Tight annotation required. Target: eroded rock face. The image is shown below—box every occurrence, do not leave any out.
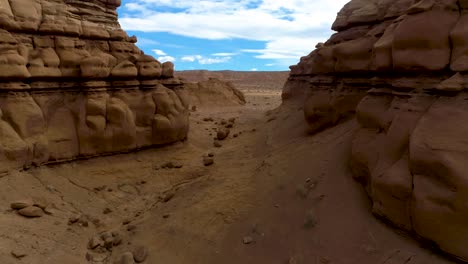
[0,0,188,172]
[285,0,468,261]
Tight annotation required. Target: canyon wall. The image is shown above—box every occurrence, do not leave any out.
[284,0,468,261]
[0,0,189,173]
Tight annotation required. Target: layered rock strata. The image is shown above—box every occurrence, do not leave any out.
[0,0,189,173]
[284,0,468,261]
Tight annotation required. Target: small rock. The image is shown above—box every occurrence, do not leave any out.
[228,117,236,123]
[161,191,175,203]
[161,162,175,169]
[320,256,331,263]
[46,185,57,192]
[68,214,81,224]
[86,252,107,262]
[91,217,101,227]
[315,194,326,202]
[233,133,238,138]
[140,180,147,184]
[220,120,227,125]
[203,117,214,122]
[94,185,107,192]
[225,123,233,128]
[101,231,113,242]
[32,197,48,210]
[133,245,149,263]
[213,140,222,148]
[103,207,112,214]
[242,236,254,244]
[101,231,114,249]
[217,128,230,140]
[88,235,103,249]
[118,252,135,264]
[18,206,44,218]
[207,152,214,157]
[173,162,183,169]
[127,224,137,232]
[10,198,34,210]
[203,157,214,166]
[122,219,131,225]
[163,213,170,219]
[112,231,123,246]
[191,105,197,112]
[11,249,27,259]
[43,207,54,215]
[79,218,89,227]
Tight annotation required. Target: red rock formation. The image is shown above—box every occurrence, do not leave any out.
[285,0,468,261]
[0,0,189,172]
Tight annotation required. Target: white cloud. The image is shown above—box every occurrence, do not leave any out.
[135,37,160,46]
[251,68,258,71]
[199,56,231,65]
[211,52,237,57]
[181,55,202,62]
[180,54,231,64]
[152,49,167,56]
[181,56,196,62]
[265,63,275,66]
[120,0,349,64]
[158,56,176,62]
[242,37,324,59]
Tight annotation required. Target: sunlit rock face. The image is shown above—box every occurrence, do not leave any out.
[284,0,468,261]
[0,0,189,172]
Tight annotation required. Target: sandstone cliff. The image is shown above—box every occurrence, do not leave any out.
[284,0,468,261]
[0,0,189,173]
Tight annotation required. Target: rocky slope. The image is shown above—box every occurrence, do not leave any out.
[284,0,468,261]
[184,78,246,108]
[0,0,189,173]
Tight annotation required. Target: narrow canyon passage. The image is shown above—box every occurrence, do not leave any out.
[0,90,457,264]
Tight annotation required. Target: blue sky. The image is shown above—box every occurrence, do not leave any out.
[118,0,349,71]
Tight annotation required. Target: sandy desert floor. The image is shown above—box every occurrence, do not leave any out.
[0,88,459,264]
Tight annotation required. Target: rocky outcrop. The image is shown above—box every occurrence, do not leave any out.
[285,0,468,261]
[183,78,246,108]
[0,0,189,173]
